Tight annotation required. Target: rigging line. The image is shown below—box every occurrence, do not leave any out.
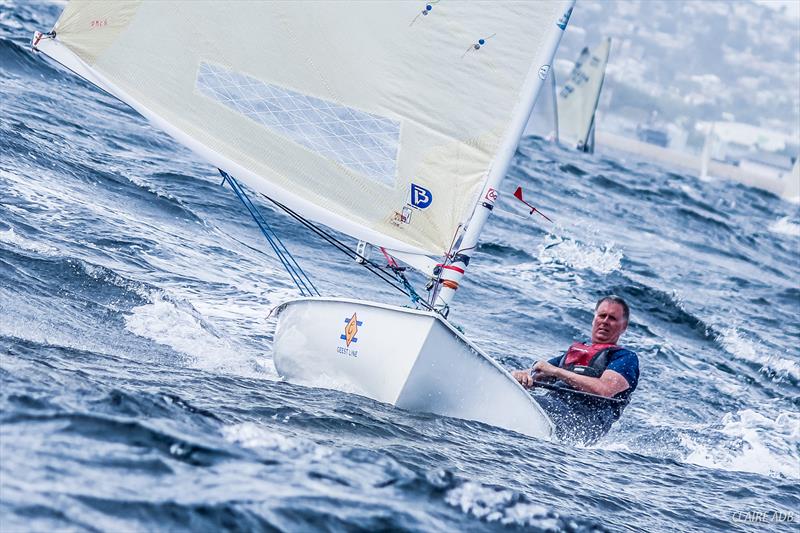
[227,177,317,297]
[428,223,464,307]
[259,193,436,312]
[264,194,430,308]
[220,171,319,297]
[264,195,377,267]
[377,247,427,305]
[452,244,478,256]
[238,187,315,295]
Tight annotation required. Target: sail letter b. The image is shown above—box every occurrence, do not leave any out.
[410,184,432,209]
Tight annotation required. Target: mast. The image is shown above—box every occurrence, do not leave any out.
[581,37,610,153]
[551,68,560,143]
[583,115,596,153]
[432,1,575,314]
[700,122,715,180]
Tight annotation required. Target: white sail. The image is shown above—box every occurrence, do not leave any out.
[699,122,716,180]
[785,158,800,203]
[523,67,559,142]
[35,0,570,259]
[558,37,611,152]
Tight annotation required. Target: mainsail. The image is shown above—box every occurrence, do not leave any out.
[34,0,571,261]
[558,37,611,153]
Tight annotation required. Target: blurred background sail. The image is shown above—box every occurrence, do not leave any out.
[558,37,611,153]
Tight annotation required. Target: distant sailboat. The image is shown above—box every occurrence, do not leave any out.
[699,123,716,180]
[558,38,611,154]
[32,1,576,439]
[524,63,560,143]
[785,158,800,203]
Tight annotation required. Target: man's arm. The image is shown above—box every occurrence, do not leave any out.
[533,360,630,397]
[519,360,630,397]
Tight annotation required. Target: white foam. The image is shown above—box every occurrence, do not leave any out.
[536,234,623,274]
[125,293,227,359]
[221,422,328,458]
[480,234,622,296]
[0,227,59,256]
[682,409,800,479]
[124,291,279,380]
[769,216,800,237]
[126,174,183,203]
[716,326,799,381]
[79,261,153,300]
[444,482,558,529]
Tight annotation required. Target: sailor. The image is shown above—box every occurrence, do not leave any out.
[512,295,639,444]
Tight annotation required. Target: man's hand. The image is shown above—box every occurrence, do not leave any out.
[513,361,562,389]
[512,369,535,388]
[531,360,562,379]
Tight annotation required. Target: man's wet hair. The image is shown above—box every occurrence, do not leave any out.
[596,295,629,322]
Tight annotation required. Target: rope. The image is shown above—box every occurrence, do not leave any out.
[259,193,436,312]
[427,223,463,308]
[219,170,319,297]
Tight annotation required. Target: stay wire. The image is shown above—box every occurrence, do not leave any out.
[220,171,319,297]
[263,193,429,307]
[226,176,317,296]
[260,193,435,312]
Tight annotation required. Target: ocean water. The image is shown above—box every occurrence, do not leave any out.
[1,2,799,532]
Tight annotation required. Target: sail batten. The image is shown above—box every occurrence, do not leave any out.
[39,0,570,259]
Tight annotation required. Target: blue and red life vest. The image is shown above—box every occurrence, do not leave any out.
[557,342,622,378]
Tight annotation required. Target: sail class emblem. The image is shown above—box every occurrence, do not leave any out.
[410,183,432,209]
[341,313,362,347]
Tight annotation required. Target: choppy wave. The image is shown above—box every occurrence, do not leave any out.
[444,483,577,530]
[716,326,800,382]
[769,215,800,237]
[682,409,800,479]
[0,226,59,256]
[536,233,623,274]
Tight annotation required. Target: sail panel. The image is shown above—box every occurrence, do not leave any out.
[48,1,568,256]
[558,37,611,151]
[196,62,401,188]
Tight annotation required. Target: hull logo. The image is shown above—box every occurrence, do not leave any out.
[338,313,362,357]
[410,183,432,209]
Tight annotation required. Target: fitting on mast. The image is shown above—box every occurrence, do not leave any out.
[431,186,498,316]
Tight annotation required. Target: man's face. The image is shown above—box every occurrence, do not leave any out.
[591,301,628,344]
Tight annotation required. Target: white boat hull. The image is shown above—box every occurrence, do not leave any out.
[272,297,553,439]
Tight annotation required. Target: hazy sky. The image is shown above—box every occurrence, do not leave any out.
[754,0,800,20]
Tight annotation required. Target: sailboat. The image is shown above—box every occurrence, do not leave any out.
[523,62,560,143]
[32,1,576,439]
[558,38,611,154]
[699,123,716,181]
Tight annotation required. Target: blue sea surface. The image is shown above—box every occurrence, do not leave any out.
[1,2,799,532]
